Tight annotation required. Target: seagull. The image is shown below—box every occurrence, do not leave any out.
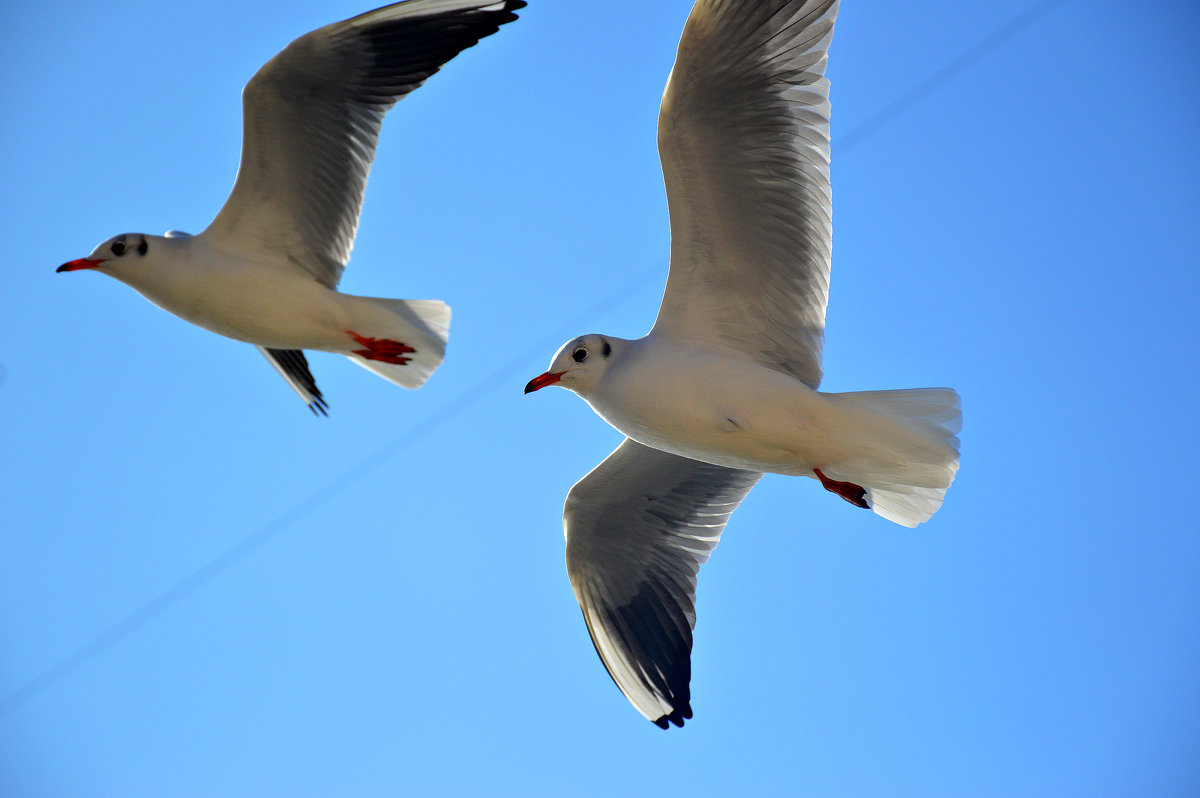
[57,0,526,415]
[525,0,960,728]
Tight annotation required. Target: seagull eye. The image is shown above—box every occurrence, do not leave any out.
[572,348,588,363]
[110,241,126,256]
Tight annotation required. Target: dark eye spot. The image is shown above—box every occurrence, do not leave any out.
[137,239,148,256]
[572,348,588,363]
[111,241,126,256]
[602,340,612,358]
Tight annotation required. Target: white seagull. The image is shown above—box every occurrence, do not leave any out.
[525,0,960,728]
[58,0,525,414]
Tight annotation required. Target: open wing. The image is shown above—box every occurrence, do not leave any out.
[653,0,838,388]
[257,347,328,415]
[564,438,761,727]
[204,0,525,288]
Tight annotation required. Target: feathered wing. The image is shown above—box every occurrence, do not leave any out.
[653,0,839,388]
[257,346,328,415]
[204,0,525,288]
[564,439,762,727]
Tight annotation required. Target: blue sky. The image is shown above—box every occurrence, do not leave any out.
[3,0,1198,795]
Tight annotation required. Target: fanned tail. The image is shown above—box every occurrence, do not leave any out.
[342,297,451,389]
[822,388,961,527]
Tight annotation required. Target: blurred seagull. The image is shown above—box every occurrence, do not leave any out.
[525,0,960,728]
[58,0,526,414]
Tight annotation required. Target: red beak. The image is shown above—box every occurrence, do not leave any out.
[57,258,107,273]
[524,371,564,394]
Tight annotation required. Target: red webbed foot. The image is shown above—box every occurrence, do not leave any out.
[814,468,870,509]
[346,330,416,365]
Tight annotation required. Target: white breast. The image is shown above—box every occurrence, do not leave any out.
[584,340,838,474]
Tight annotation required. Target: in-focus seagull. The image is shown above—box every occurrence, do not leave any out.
[58,0,526,414]
[525,0,960,728]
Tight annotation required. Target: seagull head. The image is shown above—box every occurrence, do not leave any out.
[57,233,197,299]
[57,233,157,278]
[525,334,623,396]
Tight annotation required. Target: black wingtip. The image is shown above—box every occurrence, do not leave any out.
[478,0,525,26]
[263,348,328,416]
[309,387,330,417]
[652,705,692,729]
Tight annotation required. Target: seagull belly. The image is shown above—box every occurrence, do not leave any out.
[135,259,350,350]
[590,351,850,475]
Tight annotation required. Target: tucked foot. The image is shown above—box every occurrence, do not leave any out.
[346,330,416,365]
[814,468,870,509]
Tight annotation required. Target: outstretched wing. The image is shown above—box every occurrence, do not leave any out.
[564,438,761,727]
[205,0,525,288]
[257,347,328,415]
[653,0,838,388]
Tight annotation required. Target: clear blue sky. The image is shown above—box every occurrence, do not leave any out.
[3,0,1198,795]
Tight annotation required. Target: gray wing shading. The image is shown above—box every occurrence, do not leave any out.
[257,346,328,415]
[652,0,838,388]
[564,438,762,728]
[204,0,526,288]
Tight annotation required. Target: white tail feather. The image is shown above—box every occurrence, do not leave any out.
[822,388,961,527]
[343,297,451,389]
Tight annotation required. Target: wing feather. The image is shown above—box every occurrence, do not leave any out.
[204,0,525,287]
[564,439,761,727]
[257,346,328,415]
[653,0,839,388]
